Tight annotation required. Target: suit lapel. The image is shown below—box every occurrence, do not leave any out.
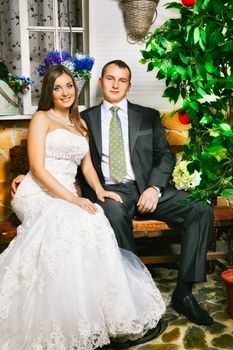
[128,102,142,153]
[87,105,102,156]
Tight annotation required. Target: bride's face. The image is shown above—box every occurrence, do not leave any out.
[52,73,75,110]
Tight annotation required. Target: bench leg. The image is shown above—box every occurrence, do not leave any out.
[206,227,218,273]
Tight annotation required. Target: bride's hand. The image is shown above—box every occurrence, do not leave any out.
[71,196,97,214]
[96,190,123,203]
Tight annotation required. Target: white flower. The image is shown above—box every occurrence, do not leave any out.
[62,60,75,72]
[172,159,202,191]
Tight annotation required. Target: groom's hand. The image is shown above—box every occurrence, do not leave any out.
[11,175,25,198]
[137,187,159,214]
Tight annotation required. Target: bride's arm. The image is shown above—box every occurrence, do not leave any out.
[28,113,97,214]
[80,151,123,203]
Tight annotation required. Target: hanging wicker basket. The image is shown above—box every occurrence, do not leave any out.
[121,0,159,43]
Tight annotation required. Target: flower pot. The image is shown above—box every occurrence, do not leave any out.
[217,196,233,208]
[221,269,233,318]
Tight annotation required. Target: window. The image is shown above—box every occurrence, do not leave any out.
[17,0,88,114]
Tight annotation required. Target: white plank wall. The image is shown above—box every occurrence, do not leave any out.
[88,0,180,112]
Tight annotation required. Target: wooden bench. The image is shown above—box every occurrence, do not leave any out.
[132,206,233,269]
[1,206,233,270]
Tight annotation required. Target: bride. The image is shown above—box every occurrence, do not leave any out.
[0,64,166,349]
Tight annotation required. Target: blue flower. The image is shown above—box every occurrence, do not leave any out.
[73,54,94,71]
[37,51,95,80]
[8,74,33,94]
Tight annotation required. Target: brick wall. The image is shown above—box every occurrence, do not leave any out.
[0,121,29,221]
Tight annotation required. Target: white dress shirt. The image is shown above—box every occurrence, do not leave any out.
[101,99,135,184]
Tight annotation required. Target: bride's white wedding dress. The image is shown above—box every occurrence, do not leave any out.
[0,129,165,350]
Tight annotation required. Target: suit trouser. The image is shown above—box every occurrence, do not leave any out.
[96,181,214,284]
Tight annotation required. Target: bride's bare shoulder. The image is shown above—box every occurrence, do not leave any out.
[29,111,52,130]
[31,110,49,121]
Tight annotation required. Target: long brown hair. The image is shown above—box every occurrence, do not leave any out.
[37,64,87,135]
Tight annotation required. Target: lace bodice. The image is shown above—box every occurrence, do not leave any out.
[11,128,89,224]
[45,128,88,185]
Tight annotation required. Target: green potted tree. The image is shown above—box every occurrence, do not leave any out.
[140,0,233,203]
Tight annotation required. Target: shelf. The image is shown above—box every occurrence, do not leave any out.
[0,104,87,121]
[0,115,31,120]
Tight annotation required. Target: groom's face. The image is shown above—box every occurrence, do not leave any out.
[98,64,131,105]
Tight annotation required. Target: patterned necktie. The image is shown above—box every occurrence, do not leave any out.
[109,106,127,182]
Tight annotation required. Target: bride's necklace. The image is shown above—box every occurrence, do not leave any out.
[51,109,75,127]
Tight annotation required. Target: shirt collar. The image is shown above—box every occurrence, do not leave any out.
[102,98,128,113]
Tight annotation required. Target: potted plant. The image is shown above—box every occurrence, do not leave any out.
[37,50,95,95]
[221,269,233,319]
[140,0,233,203]
[0,61,33,115]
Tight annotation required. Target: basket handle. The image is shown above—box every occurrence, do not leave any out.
[0,85,18,108]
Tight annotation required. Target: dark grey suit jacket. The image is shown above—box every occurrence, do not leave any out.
[79,100,175,201]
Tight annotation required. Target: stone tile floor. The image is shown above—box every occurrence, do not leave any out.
[108,265,233,350]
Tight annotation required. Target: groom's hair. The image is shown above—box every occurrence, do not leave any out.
[101,60,132,82]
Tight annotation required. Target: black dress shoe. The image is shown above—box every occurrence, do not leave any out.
[107,318,168,349]
[171,293,213,325]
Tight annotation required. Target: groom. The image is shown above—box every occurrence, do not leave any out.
[79,60,214,326]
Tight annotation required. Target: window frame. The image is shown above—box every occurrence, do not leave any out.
[18,0,88,115]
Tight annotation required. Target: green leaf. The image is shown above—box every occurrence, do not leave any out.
[171,71,179,81]
[185,25,192,42]
[156,70,166,80]
[189,101,199,112]
[159,36,168,49]
[205,62,218,74]
[209,31,224,47]
[187,160,201,173]
[200,154,218,169]
[198,37,205,51]
[196,64,207,80]
[221,189,233,198]
[179,53,189,65]
[199,28,206,44]
[203,0,210,9]
[219,123,231,132]
[221,40,233,53]
[141,50,152,59]
[181,87,187,99]
[165,2,183,10]
[147,62,154,72]
[200,115,213,124]
[163,87,180,103]
[197,87,208,98]
[222,131,233,138]
[194,27,200,44]
[139,58,147,65]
